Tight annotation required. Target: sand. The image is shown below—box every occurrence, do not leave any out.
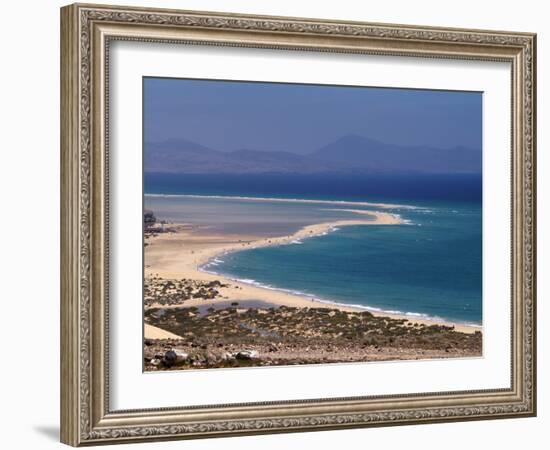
[144,324,183,340]
[145,211,481,335]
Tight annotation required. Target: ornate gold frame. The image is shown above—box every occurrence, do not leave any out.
[60,3,536,446]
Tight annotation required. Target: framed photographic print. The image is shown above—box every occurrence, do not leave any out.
[60,3,537,446]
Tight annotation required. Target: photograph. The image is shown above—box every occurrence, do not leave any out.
[142,78,484,371]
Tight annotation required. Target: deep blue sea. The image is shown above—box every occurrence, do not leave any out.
[145,173,482,325]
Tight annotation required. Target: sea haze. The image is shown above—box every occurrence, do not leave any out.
[143,133,481,204]
[144,134,481,175]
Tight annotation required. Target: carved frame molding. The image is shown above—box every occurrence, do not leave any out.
[60,3,536,446]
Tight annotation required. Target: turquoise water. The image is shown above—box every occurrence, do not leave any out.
[215,203,481,325]
[145,195,482,325]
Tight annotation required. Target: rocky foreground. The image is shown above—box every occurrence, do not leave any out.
[145,276,228,306]
[144,305,482,371]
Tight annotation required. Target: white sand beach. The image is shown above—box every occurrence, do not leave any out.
[144,209,480,334]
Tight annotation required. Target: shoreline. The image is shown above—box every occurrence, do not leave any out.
[144,193,417,210]
[144,211,481,334]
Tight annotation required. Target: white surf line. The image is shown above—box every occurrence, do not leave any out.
[321,208,413,225]
[203,260,481,331]
[144,193,418,210]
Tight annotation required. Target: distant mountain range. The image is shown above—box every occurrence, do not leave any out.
[144,135,481,175]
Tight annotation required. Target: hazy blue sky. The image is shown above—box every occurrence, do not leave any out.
[143,77,482,154]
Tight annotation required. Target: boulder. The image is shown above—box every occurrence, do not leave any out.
[234,350,260,360]
[163,349,189,367]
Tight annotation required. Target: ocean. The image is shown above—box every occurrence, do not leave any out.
[144,173,482,325]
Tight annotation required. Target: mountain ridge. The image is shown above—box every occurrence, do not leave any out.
[144,135,481,175]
